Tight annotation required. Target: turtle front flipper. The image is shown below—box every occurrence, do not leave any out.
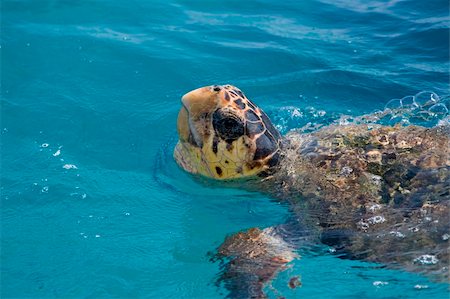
[213,227,299,298]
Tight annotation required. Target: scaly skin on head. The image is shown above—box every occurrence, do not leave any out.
[174,85,281,179]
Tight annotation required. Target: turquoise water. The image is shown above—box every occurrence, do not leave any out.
[1,1,449,298]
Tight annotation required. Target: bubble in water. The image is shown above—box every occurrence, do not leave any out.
[414,91,439,108]
[400,95,418,108]
[388,114,406,126]
[431,93,440,102]
[364,91,448,127]
[385,99,402,110]
[412,110,433,122]
[428,103,448,117]
[291,108,302,117]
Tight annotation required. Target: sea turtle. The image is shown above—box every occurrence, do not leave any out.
[174,85,449,298]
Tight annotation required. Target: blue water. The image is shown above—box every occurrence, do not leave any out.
[1,1,449,298]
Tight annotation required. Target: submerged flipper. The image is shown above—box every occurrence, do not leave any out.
[213,227,299,298]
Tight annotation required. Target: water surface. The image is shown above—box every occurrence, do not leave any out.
[1,0,449,298]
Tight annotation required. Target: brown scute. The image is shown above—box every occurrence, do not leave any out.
[260,111,281,140]
[229,90,238,97]
[215,166,223,176]
[253,132,277,160]
[245,109,260,122]
[246,161,262,170]
[267,151,280,168]
[246,121,265,138]
[234,98,246,109]
[234,89,244,98]
[224,92,230,101]
[317,160,327,168]
[247,100,257,110]
[382,152,397,162]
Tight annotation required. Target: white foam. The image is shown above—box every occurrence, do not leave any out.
[414,254,438,265]
[368,215,386,224]
[373,281,388,287]
[340,166,353,176]
[368,204,382,212]
[389,231,405,238]
[409,227,420,233]
[63,164,78,170]
[357,220,370,231]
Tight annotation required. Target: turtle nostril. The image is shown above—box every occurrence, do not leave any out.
[213,85,221,92]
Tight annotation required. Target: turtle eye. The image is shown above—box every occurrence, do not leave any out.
[212,109,244,142]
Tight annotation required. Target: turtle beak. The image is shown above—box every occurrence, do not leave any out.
[181,86,218,118]
[177,106,190,142]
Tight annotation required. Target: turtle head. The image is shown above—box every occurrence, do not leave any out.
[174,85,281,180]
